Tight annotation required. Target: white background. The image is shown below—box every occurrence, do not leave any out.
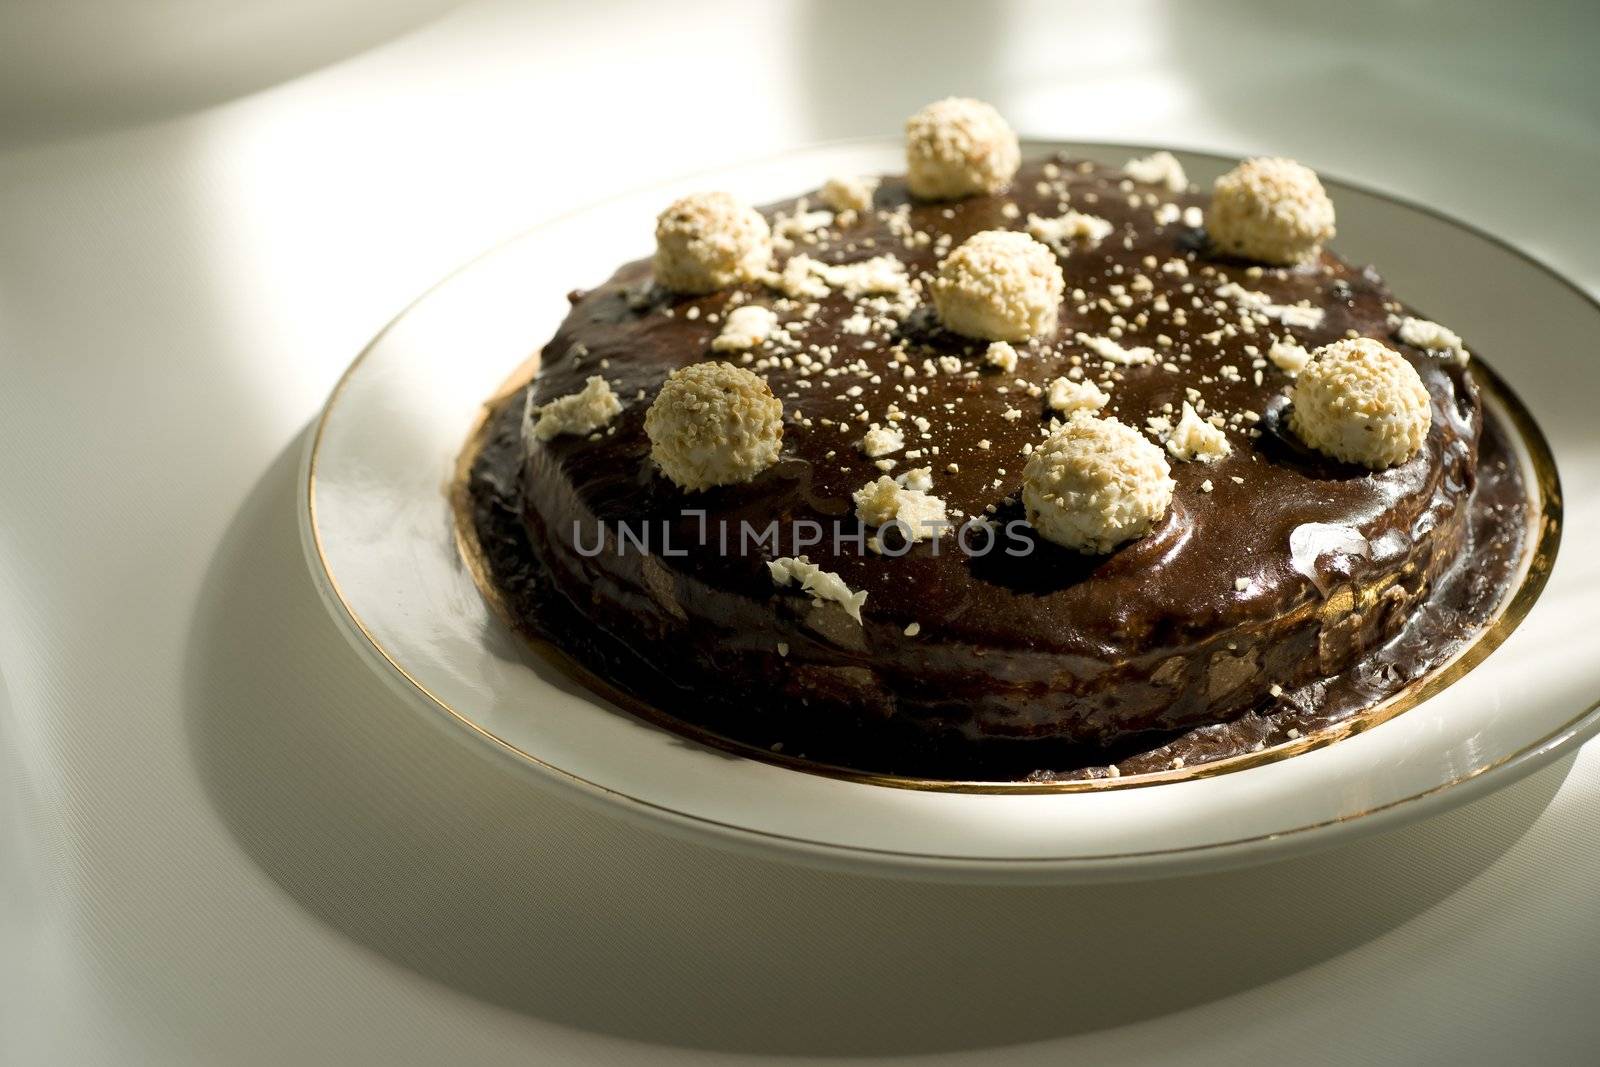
[2,1,1598,1062]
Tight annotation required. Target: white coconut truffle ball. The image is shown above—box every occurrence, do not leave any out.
[905,98,1021,201]
[1209,157,1336,266]
[645,362,783,490]
[1022,415,1175,554]
[1289,338,1431,470]
[653,193,773,293]
[932,230,1065,342]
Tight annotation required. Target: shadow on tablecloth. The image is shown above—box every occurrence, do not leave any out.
[183,430,1571,1056]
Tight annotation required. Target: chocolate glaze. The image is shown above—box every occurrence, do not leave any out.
[464,155,1529,780]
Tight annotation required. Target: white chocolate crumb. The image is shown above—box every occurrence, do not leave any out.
[1396,316,1470,366]
[1268,337,1312,376]
[933,230,1065,342]
[769,253,909,300]
[984,341,1019,373]
[768,556,867,624]
[1290,338,1430,469]
[840,312,872,336]
[1045,376,1109,416]
[645,362,783,490]
[770,254,830,300]
[897,466,933,492]
[710,305,778,352]
[1165,402,1232,463]
[1124,150,1188,191]
[820,175,879,214]
[1216,282,1326,330]
[860,425,905,458]
[1079,332,1154,365]
[823,255,911,298]
[903,621,922,637]
[529,375,622,441]
[904,97,1020,200]
[771,210,832,253]
[1021,415,1175,554]
[1234,577,1250,592]
[1026,210,1114,252]
[654,192,773,293]
[852,476,948,541]
[1273,305,1325,330]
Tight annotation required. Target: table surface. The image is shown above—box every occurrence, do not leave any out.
[3,1,1598,1062]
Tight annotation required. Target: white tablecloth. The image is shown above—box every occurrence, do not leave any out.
[4,2,1598,1062]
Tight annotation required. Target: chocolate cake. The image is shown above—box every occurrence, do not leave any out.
[459,101,1532,782]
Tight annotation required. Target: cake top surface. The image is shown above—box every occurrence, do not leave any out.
[525,152,1478,659]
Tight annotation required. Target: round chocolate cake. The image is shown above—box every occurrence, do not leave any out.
[461,102,1530,781]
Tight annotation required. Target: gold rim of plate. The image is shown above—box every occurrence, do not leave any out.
[445,350,1561,795]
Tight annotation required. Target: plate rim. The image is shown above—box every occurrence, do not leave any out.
[299,136,1600,877]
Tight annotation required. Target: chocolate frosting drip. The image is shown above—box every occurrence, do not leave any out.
[465,155,1527,779]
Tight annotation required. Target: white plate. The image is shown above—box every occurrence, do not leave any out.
[301,139,1600,883]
